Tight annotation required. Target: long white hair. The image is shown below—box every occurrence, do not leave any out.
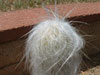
[25,1,84,75]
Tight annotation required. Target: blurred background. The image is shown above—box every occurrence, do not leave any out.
[0,0,100,12]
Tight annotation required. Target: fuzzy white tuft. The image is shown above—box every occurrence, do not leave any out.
[25,3,84,75]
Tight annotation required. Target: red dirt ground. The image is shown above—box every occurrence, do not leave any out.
[0,2,100,43]
[0,2,100,31]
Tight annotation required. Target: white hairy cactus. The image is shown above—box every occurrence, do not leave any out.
[25,2,84,75]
